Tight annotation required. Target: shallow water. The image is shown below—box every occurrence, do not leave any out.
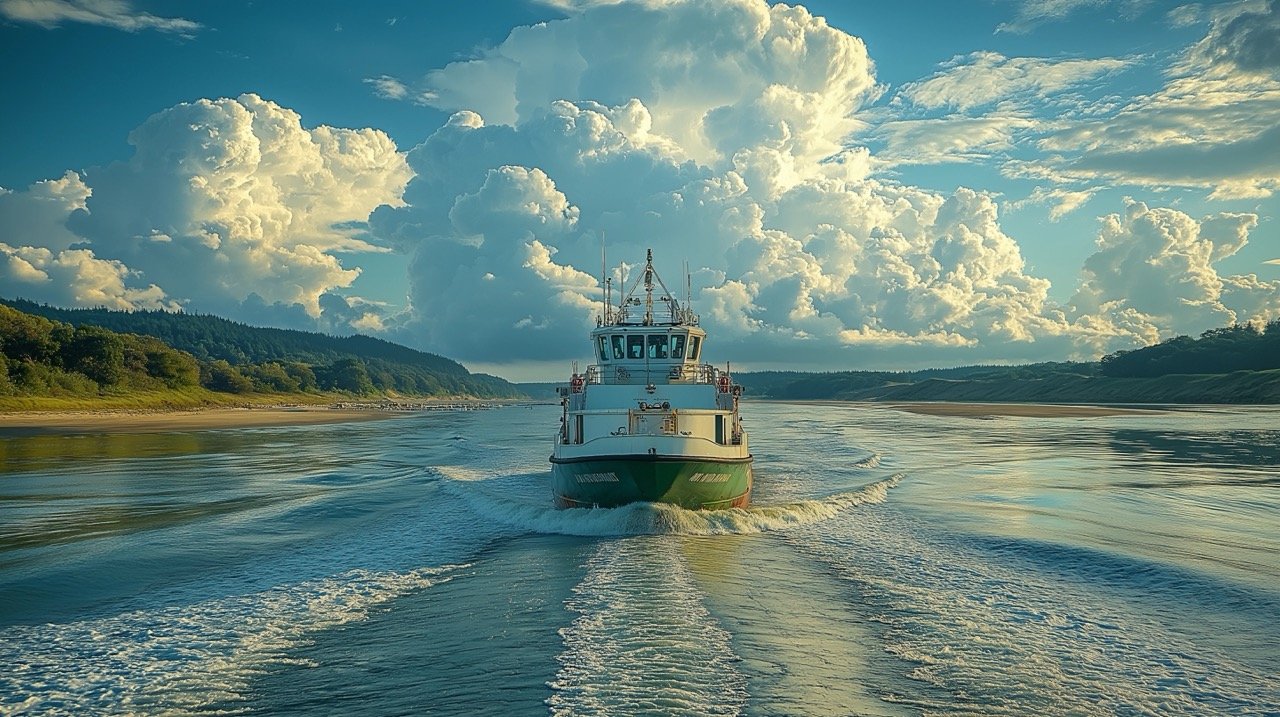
[1,403,1277,715]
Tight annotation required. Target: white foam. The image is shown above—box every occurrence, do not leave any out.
[787,511,1280,715]
[0,565,464,715]
[547,537,747,715]
[440,470,903,536]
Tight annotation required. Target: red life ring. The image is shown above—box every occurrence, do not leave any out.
[570,375,585,392]
[717,375,730,393]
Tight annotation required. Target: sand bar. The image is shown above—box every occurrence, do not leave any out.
[881,402,1163,418]
[0,406,407,436]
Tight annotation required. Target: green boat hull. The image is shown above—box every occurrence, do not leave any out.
[550,455,753,509]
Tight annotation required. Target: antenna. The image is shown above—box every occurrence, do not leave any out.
[600,232,607,324]
[684,260,691,322]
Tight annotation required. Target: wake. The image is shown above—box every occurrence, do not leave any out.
[437,465,903,536]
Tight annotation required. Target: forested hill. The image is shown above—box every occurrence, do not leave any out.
[1,298,521,399]
[1100,323,1280,377]
[737,321,1280,404]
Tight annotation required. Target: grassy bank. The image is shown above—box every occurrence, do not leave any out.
[0,388,344,413]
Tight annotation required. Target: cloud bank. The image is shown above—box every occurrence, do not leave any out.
[4,0,1277,375]
[2,94,411,326]
[365,0,1278,369]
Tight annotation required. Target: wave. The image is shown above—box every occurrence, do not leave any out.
[851,452,883,469]
[0,565,465,715]
[438,466,903,536]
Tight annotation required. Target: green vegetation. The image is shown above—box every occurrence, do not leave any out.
[739,321,1280,404]
[1,301,522,411]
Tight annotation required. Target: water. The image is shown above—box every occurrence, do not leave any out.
[1,403,1277,715]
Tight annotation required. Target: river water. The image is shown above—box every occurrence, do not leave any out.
[1,403,1277,715]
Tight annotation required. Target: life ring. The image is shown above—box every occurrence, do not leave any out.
[570,375,585,392]
[717,375,730,393]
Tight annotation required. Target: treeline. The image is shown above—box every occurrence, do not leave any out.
[737,322,1280,404]
[1101,322,1280,377]
[0,301,521,400]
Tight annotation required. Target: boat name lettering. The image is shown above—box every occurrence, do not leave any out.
[689,472,730,483]
[576,472,620,484]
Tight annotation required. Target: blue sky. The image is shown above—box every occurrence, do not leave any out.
[2,0,1278,380]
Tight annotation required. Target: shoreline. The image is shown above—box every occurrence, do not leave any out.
[767,399,1165,418]
[879,401,1163,418]
[0,400,514,436]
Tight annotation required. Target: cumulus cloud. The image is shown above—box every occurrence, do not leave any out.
[0,242,174,310]
[373,99,1079,366]
[0,0,200,33]
[419,0,879,170]
[0,171,91,251]
[1068,200,1280,338]
[65,93,411,323]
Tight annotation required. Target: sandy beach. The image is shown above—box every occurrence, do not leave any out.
[0,406,410,436]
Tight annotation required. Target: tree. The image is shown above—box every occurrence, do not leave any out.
[326,358,375,394]
[202,360,254,393]
[62,325,126,385]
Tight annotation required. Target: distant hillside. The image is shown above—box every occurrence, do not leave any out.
[1,299,522,402]
[738,322,1280,405]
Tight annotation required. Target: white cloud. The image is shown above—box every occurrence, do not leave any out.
[0,242,174,310]
[872,115,1041,165]
[0,171,91,251]
[0,0,200,33]
[419,0,879,170]
[1068,199,1279,336]
[996,0,1150,34]
[895,52,1131,112]
[1006,186,1099,221]
[62,93,411,324]
[364,75,409,101]
[1034,0,1280,197]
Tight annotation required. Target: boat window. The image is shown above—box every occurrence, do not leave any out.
[689,336,701,361]
[648,334,668,359]
[611,335,626,360]
[670,334,686,359]
[597,336,609,362]
[627,335,645,359]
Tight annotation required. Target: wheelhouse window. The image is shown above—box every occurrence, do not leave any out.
[597,336,609,362]
[689,336,701,361]
[611,335,626,360]
[627,335,645,359]
[670,334,686,358]
[647,334,669,359]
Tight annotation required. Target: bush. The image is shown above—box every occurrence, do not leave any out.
[202,359,254,393]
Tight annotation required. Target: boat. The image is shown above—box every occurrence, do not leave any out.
[550,249,753,509]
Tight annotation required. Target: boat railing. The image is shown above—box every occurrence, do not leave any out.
[582,363,721,385]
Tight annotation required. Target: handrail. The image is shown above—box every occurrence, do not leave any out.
[583,363,721,385]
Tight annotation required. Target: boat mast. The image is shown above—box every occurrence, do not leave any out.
[643,249,655,326]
